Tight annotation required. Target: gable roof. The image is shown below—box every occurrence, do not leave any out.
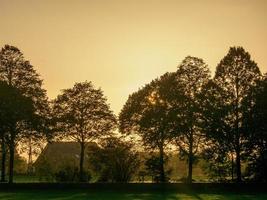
[34,141,97,171]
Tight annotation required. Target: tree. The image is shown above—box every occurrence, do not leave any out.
[89,137,140,182]
[119,57,210,183]
[0,44,49,183]
[0,82,10,182]
[119,75,174,182]
[200,80,235,181]
[170,56,210,183]
[0,81,35,183]
[212,46,261,182]
[243,74,267,181]
[53,81,116,182]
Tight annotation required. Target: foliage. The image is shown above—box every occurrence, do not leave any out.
[144,154,172,183]
[53,81,116,181]
[243,75,267,182]
[210,46,261,182]
[119,56,210,183]
[201,143,233,182]
[0,45,49,183]
[169,56,210,183]
[54,166,91,182]
[35,158,54,182]
[88,137,140,182]
[0,81,35,182]
[119,73,175,182]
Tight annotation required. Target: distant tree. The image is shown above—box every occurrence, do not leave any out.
[53,81,116,182]
[0,81,35,183]
[0,45,49,183]
[211,47,261,182]
[89,137,140,182]
[19,136,47,174]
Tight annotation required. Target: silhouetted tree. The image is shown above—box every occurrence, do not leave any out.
[200,80,235,181]
[120,57,209,183]
[0,45,49,183]
[0,81,35,183]
[53,81,116,182]
[119,76,174,182]
[170,56,210,183]
[243,74,267,181]
[212,47,261,182]
[0,82,9,182]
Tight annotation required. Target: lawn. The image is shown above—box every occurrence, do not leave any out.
[0,190,267,200]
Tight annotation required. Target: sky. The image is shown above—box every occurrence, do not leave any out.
[0,0,266,115]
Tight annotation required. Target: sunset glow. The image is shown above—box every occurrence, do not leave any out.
[1,0,266,114]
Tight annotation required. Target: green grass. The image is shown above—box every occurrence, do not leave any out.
[0,190,266,200]
[13,175,41,183]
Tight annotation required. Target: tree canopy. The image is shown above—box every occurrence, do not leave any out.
[53,81,116,181]
[0,45,49,183]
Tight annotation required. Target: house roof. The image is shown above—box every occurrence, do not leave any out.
[34,141,98,170]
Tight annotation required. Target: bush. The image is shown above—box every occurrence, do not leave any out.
[54,166,91,182]
[89,137,140,182]
[35,158,54,182]
[144,154,171,183]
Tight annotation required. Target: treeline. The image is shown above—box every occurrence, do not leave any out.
[0,45,266,183]
[119,47,267,183]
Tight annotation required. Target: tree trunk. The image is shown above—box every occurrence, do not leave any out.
[236,144,241,182]
[188,130,193,184]
[79,141,85,182]
[8,140,15,183]
[1,136,6,182]
[159,143,165,183]
[235,76,242,183]
[231,152,234,182]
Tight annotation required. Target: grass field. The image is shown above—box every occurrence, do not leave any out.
[0,190,267,200]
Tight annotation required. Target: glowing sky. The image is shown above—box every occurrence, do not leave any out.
[1,0,266,114]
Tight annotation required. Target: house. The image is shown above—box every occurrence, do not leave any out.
[34,141,97,174]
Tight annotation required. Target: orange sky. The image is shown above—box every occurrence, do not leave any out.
[1,0,266,114]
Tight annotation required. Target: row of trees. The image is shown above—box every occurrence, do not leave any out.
[119,47,266,183]
[0,44,266,183]
[0,45,117,183]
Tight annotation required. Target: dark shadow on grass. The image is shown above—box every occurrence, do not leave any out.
[1,190,267,200]
[191,193,204,200]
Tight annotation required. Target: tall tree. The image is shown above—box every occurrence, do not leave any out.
[119,75,174,182]
[0,44,49,183]
[170,56,210,183]
[119,57,210,183]
[213,46,261,182]
[53,81,116,182]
